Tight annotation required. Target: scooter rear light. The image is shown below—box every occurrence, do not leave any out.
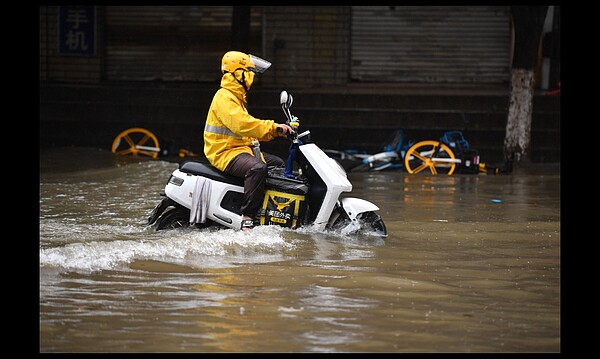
[168,175,184,186]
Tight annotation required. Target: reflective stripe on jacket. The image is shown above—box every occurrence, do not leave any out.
[203,73,279,171]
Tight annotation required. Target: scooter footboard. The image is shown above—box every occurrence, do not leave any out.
[339,197,380,221]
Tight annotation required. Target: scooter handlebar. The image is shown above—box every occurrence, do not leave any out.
[277,125,297,141]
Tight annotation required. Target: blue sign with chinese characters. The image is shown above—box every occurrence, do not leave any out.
[58,6,96,56]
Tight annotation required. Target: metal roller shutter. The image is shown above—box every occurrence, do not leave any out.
[351,6,511,84]
[105,6,262,82]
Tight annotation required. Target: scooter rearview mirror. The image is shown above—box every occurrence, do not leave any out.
[280,90,293,109]
[280,91,288,106]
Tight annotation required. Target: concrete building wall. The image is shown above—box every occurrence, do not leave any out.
[39,6,351,88]
[40,6,104,83]
[38,6,560,163]
[260,6,350,88]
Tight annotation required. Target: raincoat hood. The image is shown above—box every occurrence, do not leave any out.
[220,71,253,102]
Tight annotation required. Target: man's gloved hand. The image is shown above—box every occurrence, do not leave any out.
[277,123,294,136]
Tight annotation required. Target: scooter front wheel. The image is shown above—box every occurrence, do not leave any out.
[357,211,387,237]
[329,209,387,237]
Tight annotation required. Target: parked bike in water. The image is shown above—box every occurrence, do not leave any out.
[147,90,387,237]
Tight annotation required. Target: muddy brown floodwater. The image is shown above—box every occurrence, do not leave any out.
[39,147,560,353]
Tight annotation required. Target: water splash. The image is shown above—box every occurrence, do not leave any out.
[39,226,295,273]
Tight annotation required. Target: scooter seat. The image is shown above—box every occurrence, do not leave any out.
[179,160,244,186]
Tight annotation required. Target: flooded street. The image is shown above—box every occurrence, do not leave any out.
[39,147,560,353]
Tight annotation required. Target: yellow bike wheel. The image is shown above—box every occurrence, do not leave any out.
[111,127,160,159]
[404,140,457,175]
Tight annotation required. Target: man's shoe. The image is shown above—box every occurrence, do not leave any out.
[241,218,255,230]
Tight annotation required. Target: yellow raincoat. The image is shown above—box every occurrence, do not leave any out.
[203,73,280,171]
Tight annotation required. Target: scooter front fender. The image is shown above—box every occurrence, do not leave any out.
[339,197,380,221]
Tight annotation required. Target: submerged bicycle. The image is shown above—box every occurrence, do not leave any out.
[404,131,508,175]
[111,127,201,159]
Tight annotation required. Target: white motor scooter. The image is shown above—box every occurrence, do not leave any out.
[147,90,387,237]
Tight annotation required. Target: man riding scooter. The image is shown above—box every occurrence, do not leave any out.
[203,51,294,230]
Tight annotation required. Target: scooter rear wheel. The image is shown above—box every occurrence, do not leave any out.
[156,208,190,230]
